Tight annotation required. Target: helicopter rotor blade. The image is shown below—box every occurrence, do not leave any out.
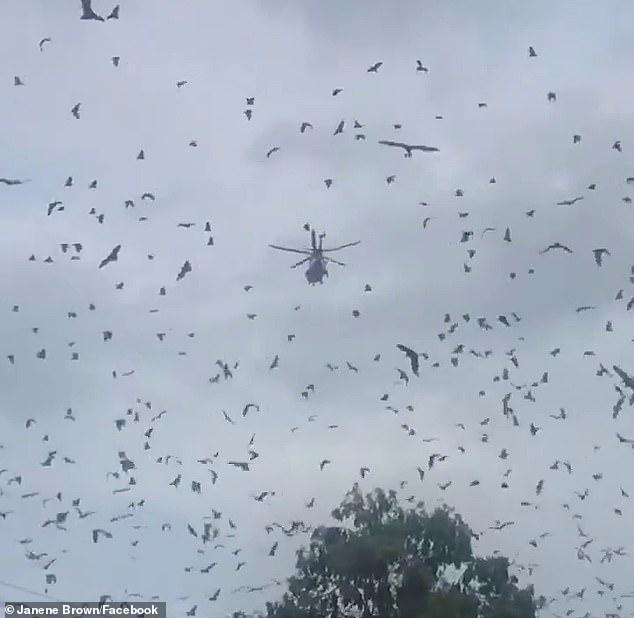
[324,257,346,266]
[290,257,311,269]
[322,240,361,252]
[269,245,312,255]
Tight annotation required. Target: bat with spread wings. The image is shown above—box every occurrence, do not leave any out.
[378,140,439,157]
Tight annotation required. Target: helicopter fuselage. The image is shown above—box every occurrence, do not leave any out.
[305,254,328,284]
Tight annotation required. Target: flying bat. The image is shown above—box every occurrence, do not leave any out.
[81,0,104,20]
[242,403,260,417]
[47,201,62,216]
[613,365,634,390]
[92,528,112,543]
[0,178,29,185]
[396,344,420,376]
[227,461,249,471]
[378,140,439,157]
[176,260,192,281]
[556,196,584,206]
[98,244,121,268]
[540,243,573,254]
[592,248,610,266]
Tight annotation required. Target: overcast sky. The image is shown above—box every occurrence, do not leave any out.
[1,1,634,616]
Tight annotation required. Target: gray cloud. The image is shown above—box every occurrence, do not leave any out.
[1,1,634,616]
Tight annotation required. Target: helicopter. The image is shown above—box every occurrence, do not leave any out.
[269,228,360,285]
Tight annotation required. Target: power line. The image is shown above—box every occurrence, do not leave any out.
[0,578,58,601]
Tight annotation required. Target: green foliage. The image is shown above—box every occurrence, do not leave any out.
[261,484,540,618]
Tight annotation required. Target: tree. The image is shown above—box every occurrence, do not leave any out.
[257,484,543,618]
